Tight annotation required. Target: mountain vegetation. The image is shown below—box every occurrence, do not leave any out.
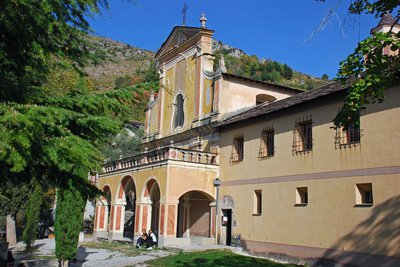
[214,47,328,91]
[85,35,327,93]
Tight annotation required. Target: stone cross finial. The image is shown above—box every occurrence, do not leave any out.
[200,13,207,28]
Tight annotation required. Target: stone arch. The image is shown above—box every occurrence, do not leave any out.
[176,190,215,238]
[116,175,137,239]
[141,178,161,235]
[174,186,215,203]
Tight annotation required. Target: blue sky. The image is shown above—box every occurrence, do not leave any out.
[89,0,381,79]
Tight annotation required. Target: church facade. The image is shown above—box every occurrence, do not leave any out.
[93,15,400,266]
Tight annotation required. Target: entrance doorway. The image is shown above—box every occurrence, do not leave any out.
[222,209,232,246]
[120,177,136,239]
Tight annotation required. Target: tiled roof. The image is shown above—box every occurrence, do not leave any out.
[218,81,348,127]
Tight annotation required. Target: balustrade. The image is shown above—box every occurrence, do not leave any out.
[102,146,218,173]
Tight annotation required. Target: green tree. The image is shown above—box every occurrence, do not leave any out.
[55,180,86,267]
[0,181,31,245]
[0,0,109,103]
[318,1,400,128]
[321,74,329,80]
[0,0,141,263]
[100,125,144,162]
[283,64,294,80]
[134,61,160,84]
[143,61,160,83]
[22,183,43,249]
[115,75,134,89]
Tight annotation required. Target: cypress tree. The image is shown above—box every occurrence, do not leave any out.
[55,180,86,267]
[22,182,43,249]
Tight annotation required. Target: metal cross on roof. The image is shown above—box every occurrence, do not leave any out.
[181,2,188,26]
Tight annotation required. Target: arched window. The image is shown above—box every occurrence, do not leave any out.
[174,94,184,128]
[256,94,277,105]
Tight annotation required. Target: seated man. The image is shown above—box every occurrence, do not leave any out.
[136,229,147,248]
[146,229,157,248]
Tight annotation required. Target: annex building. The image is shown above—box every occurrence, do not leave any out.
[93,14,400,266]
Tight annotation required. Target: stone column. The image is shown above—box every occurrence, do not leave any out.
[108,199,126,241]
[134,203,141,235]
[209,202,216,238]
[137,202,151,233]
[183,200,191,237]
[93,200,109,239]
[158,202,178,246]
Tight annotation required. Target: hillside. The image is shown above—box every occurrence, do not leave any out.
[84,35,328,92]
[212,40,329,90]
[84,35,156,91]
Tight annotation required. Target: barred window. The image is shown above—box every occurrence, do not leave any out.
[335,123,361,148]
[231,136,244,162]
[173,94,184,128]
[293,120,312,153]
[259,128,274,159]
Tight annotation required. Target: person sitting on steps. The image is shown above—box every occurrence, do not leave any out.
[146,229,157,249]
[136,229,147,248]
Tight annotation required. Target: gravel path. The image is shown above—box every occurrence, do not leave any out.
[10,238,173,267]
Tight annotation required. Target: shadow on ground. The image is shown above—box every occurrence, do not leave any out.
[69,246,98,267]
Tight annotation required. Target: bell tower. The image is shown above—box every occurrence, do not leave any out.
[370,12,400,56]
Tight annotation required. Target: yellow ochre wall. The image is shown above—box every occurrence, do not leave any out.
[219,85,400,259]
[161,66,175,136]
[97,166,167,205]
[166,163,217,201]
[159,55,197,138]
[148,97,160,134]
[202,78,214,116]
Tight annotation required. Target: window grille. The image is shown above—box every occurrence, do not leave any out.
[231,135,244,163]
[259,128,274,159]
[335,124,361,148]
[174,94,184,128]
[293,120,312,154]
